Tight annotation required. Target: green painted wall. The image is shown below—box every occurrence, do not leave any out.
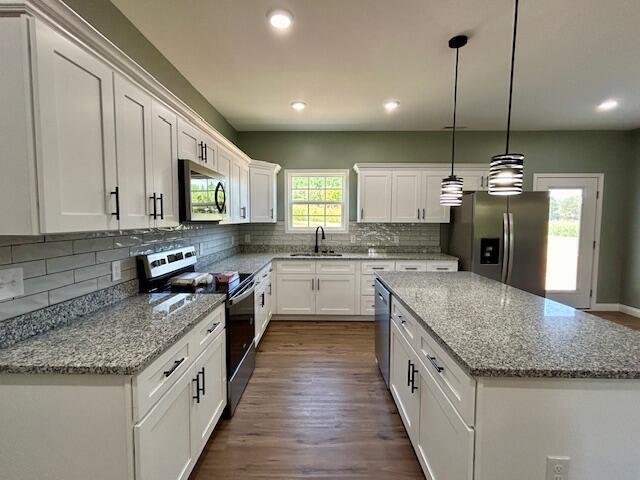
[62,0,237,142]
[237,130,634,304]
[622,130,640,309]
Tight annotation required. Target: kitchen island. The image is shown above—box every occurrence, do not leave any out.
[377,271,640,480]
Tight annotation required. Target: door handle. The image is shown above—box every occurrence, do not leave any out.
[502,213,509,283]
[317,278,320,290]
[163,358,185,377]
[199,367,205,396]
[407,360,412,387]
[149,193,157,219]
[206,322,220,334]
[417,208,420,219]
[426,353,445,374]
[110,186,120,220]
[204,143,208,163]
[271,207,274,219]
[192,375,201,403]
[311,278,314,290]
[159,193,164,220]
[410,364,418,393]
[422,208,425,220]
[361,207,364,220]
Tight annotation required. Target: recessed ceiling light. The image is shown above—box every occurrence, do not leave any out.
[596,99,618,111]
[291,101,306,111]
[384,100,400,112]
[268,9,293,30]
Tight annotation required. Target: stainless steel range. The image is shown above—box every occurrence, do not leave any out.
[137,246,255,417]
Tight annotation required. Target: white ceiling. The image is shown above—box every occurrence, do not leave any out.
[111,0,640,131]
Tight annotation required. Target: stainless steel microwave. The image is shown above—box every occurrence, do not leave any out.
[178,160,227,222]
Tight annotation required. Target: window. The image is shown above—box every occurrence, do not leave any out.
[285,170,349,233]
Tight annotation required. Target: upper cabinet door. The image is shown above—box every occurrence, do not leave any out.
[114,74,154,229]
[359,171,392,222]
[392,171,422,223]
[151,101,179,227]
[200,134,218,172]
[249,168,274,223]
[422,174,450,223]
[34,21,118,233]
[229,158,241,223]
[236,158,250,223]
[177,117,202,163]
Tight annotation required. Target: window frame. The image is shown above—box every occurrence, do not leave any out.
[285,169,350,234]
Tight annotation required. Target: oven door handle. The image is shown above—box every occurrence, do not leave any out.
[228,282,255,306]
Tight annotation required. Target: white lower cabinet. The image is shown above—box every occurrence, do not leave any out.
[134,367,195,480]
[390,321,420,442]
[316,274,356,315]
[415,360,474,480]
[276,273,316,314]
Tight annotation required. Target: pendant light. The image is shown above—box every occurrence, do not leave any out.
[440,35,468,207]
[488,0,524,196]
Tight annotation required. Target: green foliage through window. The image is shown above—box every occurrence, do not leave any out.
[288,172,346,230]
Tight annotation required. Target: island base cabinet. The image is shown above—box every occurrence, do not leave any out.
[415,360,474,480]
[389,321,420,442]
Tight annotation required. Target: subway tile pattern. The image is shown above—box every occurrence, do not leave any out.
[0,223,241,324]
[241,221,441,253]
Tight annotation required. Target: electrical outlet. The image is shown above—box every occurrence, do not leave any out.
[0,268,24,301]
[111,261,122,282]
[350,235,356,243]
[244,234,251,244]
[546,456,569,480]
[393,235,400,244]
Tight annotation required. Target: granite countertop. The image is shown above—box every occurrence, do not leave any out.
[377,272,640,379]
[0,293,226,375]
[200,252,457,276]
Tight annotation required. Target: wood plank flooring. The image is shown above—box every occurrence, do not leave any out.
[590,311,640,331]
[190,321,423,480]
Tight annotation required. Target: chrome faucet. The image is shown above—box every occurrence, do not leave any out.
[314,226,325,253]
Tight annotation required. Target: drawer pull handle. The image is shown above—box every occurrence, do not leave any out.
[372,267,384,270]
[426,354,445,373]
[164,357,185,377]
[436,267,449,271]
[404,267,417,270]
[206,322,220,334]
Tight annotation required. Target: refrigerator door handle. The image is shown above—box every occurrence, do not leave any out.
[502,213,509,283]
[507,213,515,284]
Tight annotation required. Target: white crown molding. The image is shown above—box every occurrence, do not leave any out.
[249,159,282,173]
[353,162,489,172]
[0,0,247,161]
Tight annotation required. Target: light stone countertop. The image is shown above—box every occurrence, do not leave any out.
[0,293,226,375]
[200,252,458,276]
[377,272,640,379]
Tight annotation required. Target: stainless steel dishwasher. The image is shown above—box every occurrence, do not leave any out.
[374,279,391,387]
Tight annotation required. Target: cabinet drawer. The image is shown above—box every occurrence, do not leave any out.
[361,274,377,295]
[391,298,417,349]
[255,264,271,287]
[360,295,375,316]
[316,260,356,274]
[417,327,475,426]
[133,334,193,422]
[426,261,458,272]
[189,304,225,360]
[276,261,315,274]
[395,261,427,272]
[361,261,395,274]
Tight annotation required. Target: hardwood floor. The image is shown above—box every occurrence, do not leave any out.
[590,311,640,331]
[190,321,424,480]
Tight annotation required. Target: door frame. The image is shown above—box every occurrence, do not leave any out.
[533,173,604,309]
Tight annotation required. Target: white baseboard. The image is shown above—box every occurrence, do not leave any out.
[620,304,640,319]
[589,303,620,312]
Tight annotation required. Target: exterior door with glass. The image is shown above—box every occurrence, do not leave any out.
[534,175,600,308]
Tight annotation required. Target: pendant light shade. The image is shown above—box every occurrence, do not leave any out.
[440,35,468,207]
[489,0,523,196]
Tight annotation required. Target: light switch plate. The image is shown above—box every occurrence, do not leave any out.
[111,261,122,282]
[0,268,24,301]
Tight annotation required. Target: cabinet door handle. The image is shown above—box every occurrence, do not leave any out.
[269,283,272,295]
[206,322,220,334]
[426,353,445,373]
[241,206,246,219]
[317,278,320,290]
[192,375,201,403]
[407,360,412,387]
[204,143,208,163]
[159,193,164,220]
[361,207,364,220]
[110,186,120,220]
[164,358,185,377]
[411,365,418,393]
[422,208,425,219]
[261,292,265,307]
[149,193,157,219]
[199,367,205,396]
[271,207,274,219]
[417,208,420,219]
[311,278,314,290]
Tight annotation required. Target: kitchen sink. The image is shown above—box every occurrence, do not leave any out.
[289,252,343,257]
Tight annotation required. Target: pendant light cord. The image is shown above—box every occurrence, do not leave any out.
[505,0,519,153]
[451,46,460,176]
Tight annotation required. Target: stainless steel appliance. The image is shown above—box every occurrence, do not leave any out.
[374,279,391,387]
[178,160,227,222]
[137,246,255,418]
[447,191,550,296]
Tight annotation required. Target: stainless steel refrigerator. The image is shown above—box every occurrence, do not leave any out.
[447,192,550,297]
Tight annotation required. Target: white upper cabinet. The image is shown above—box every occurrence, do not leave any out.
[357,170,392,222]
[422,173,450,223]
[200,133,218,172]
[454,167,490,192]
[230,156,250,223]
[151,101,180,227]
[392,171,422,223]
[249,162,280,223]
[114,74,154,229]
[34,20,118,233]
[177,117,203,164]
